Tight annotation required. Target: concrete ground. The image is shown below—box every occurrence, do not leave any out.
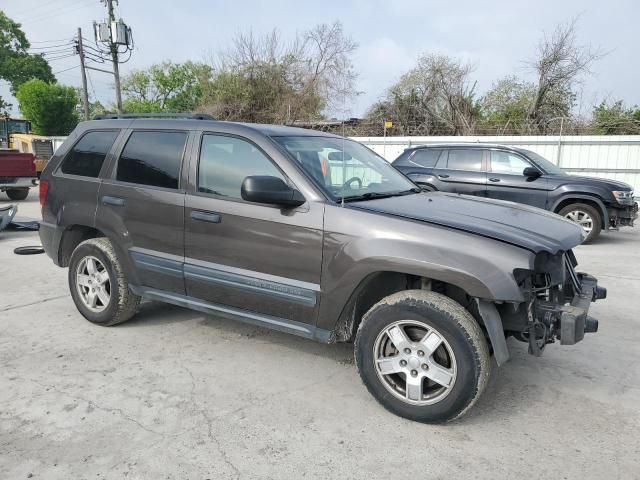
[1,190,639,480]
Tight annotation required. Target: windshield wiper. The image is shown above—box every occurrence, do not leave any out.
[339,188,421,203]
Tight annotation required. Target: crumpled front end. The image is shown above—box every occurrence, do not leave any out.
[0,204,17,233]
[501,250,605,356]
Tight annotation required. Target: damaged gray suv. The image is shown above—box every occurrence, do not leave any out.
[39,115,606,423]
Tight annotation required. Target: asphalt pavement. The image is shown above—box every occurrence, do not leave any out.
[1,190,639,479]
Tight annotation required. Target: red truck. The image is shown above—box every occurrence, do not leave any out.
[0,150,38,201]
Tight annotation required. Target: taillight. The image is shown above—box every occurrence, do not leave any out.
[39,180,49,213]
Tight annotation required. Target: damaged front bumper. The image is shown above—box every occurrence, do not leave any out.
[506,250,606,356]
[609,202,638,228]
[534,273,606,346]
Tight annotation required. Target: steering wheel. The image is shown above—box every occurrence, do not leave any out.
[343,176,362,190]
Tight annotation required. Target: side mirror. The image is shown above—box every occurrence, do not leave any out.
[523,167,541,178]
[241,175,305,207]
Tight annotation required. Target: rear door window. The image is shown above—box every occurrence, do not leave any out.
[407,149,442,168]
[445,149,483,171]
[60,130,119,177]
[116,131,187,189]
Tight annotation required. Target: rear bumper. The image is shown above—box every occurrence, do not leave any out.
[38,220,63,266]
[0,177,38,190]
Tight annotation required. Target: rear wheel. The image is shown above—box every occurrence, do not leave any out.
[6,188,29,201]
[558,203,602,243]
[68,237,140,326]
[355,290,491,423]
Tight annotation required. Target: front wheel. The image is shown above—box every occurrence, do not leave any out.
[6,188,29,201]
[355,290,491,423]
[558,203,602,243]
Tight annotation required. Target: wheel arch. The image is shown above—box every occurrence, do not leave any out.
[59,224,142,287]
[552,195,608,229]
[329,267,512,365]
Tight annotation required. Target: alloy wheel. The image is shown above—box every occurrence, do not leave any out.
[564,209,594,234]
[373,320,457,405]
[75,256,111,312]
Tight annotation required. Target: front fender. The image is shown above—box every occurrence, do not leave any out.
[317,205,533,331]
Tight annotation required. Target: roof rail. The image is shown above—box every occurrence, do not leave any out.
[93,113,215,120]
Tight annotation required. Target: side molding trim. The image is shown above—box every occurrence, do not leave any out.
[129,285,332,343]
[184,263,317,307]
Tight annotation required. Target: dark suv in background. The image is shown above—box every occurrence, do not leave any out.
[393,144,637,242]
[39,117,604,423]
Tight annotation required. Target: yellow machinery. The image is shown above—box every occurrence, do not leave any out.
[9,133,67,177]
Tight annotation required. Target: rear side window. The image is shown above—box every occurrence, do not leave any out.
[446,149,483,171]
[60,130,119,177]
[116,131,187,189]
[408,149,442,168]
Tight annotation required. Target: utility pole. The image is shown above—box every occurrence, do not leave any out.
[106,0,123,113]
[76,28,90,121]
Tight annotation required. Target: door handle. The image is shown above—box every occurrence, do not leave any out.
[102,195,125,207]
[191,210,221,224]
[437,174,450,179]
[489,178,501,182]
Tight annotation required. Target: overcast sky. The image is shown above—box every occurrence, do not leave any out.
[1,0,637,118]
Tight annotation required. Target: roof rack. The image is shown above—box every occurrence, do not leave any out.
[93,113,215,120]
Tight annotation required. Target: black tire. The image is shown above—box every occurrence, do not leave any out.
[558,203,602,243]
[355,290,491,423]
[6,188,29,201]
[68,237,140,326]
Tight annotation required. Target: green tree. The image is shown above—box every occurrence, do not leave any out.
[0,11,55,109]
[121,61,212,113]
[15,79,78,135]
[592,101,640,134]
[478,76,574,134]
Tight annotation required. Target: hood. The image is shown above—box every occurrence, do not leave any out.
[548,174,633,192]
[349,192,584,254]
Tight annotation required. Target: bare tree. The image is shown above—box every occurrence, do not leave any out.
[528,18,605,131]
[366,53,479,135]
[200,21,358,124]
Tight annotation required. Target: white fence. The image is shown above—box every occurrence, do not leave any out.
[352,135,640,193]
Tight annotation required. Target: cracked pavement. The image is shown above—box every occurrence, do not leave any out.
[1,192,639,479]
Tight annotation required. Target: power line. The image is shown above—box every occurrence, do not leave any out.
[29,37,75,44]
[18,0,95,24]
[21,0,97,26]
[54,65,80,75]
[45,54,78,62]
[14,0,84,22]
[38,48,76,56]
[28,42,75,51]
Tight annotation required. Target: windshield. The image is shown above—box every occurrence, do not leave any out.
[521,149,567,175]
[272,135,417,201]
